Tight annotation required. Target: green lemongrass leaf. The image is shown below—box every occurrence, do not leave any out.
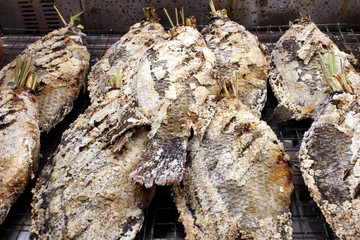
[209,0,217,16]
[319,53,330,79]
[17,54,27,86]
[21,55,33,86]
[330,51,337,76]
[175,8,179,26]
[181,7,185,25]
[70,11,84,26]
[163,8,175,28]
[14,56,21,85]
[77,24,84,30]
[53,5,67,26]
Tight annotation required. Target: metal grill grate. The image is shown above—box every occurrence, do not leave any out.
[1,23,359,239]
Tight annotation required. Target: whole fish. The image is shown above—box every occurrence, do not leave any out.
[31,89,155,239]
[0,81,40,225]
[201,3,269,117]
[0,22,90,132]
[129,17,220,188]
[87,7,169,103]
[300,91,360,239]
[269,16,360,122]
[172,96,293,239]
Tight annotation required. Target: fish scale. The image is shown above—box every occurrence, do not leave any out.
[0,25,90,132]
[0,86,40,225]
[129,24,220,188]
[172,98,293,239]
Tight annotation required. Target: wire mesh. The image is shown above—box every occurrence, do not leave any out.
[1,23,359,239]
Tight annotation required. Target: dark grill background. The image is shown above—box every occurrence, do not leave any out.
[1,23,359,239]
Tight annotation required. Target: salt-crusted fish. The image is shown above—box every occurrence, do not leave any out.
[201,2,269,117]
[269,16,360,122]
[0,9,90,132]
[172,81,293,239]
[0,62,40,225]
[87,7,169,103]
[31,89,155,239]
[129,14,220,188]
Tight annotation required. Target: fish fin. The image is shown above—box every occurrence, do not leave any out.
[130,135,187,188]
[267,104,294,123]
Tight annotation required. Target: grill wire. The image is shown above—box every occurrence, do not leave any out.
[1,23,359,240]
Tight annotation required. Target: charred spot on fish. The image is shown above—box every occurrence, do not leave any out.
[121,217,140,236]
[144,39,155,47]
[108,46,128,66]
[308,124,352,204]
[234,122,251,137]
[353,183,360,199]
[146,47,158,61]
[343,168,351,181]
[223,116,237,132]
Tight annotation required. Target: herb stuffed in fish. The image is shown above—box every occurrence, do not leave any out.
[31,88,155,239]
[299,55,360,239]
[0,57,40,225]
[269,16,360,122]
[87,7,169,103]
[201,1,269,118]
[0,7,90,132]
[172,77,293,239]
[129,12,220,188]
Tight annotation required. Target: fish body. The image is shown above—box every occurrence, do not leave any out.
[87,17,169,103]
[269,17,360,122]
[201,17,269,117]
[300,91,360,239]
[0,86,40,225]
[31,89,155,239]
[129,24,220,188]
[0,26,90,132]
[172,99,293,239]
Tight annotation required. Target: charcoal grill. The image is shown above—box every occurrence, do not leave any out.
[1,1,360,239]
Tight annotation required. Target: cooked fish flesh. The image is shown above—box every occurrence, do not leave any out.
[129,20,220,188]
[31,89,155,239]
[87,8,168,103]
[172,98,293,239]
[300,91,360,239]
[0,26,90,132]
[269,17,360,122]
[201,9,269,118]
[0,85,40,225]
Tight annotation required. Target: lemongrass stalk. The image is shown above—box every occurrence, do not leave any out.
[70,11,84,25]
[14,57,21,85]
[53,5,67,26]
[319,53,330,79]
[175,8,179,26]
[181,7,185,25]
[163,8,175,28]
[209,0,217,16]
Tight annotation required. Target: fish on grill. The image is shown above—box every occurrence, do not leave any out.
[201,4,269,118]
[172,79,293,239]
[31,89,155,239]
[87,7,169,103]
[0,20,90,132]
[129,16,220,188]
[300,91,360,239]
[0,67,40,225]
[269,16,360,122]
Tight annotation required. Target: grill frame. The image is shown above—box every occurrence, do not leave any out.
[0,23,359,239]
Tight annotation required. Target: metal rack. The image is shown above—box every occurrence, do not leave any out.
[1,23,359,239]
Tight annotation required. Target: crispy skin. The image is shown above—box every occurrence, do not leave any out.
[87,20,168,103]
[300,92,360,239]
[0,86,40,225]
[129,25,220,188]
[31,90,155,239]
[172,99,293,239]
[201,17,269,117]
[269,17,360,122]
[0,26,90,132]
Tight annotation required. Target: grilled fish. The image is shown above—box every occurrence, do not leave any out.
[300,91,360,239]
[201,7,269,118]
[129,18,220,188]
[269,16,360,122]
[172,97,293,239]
[0,85,40,225]
[87,7,168,103]
[0,25,90,132]
[31,89,155,239]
